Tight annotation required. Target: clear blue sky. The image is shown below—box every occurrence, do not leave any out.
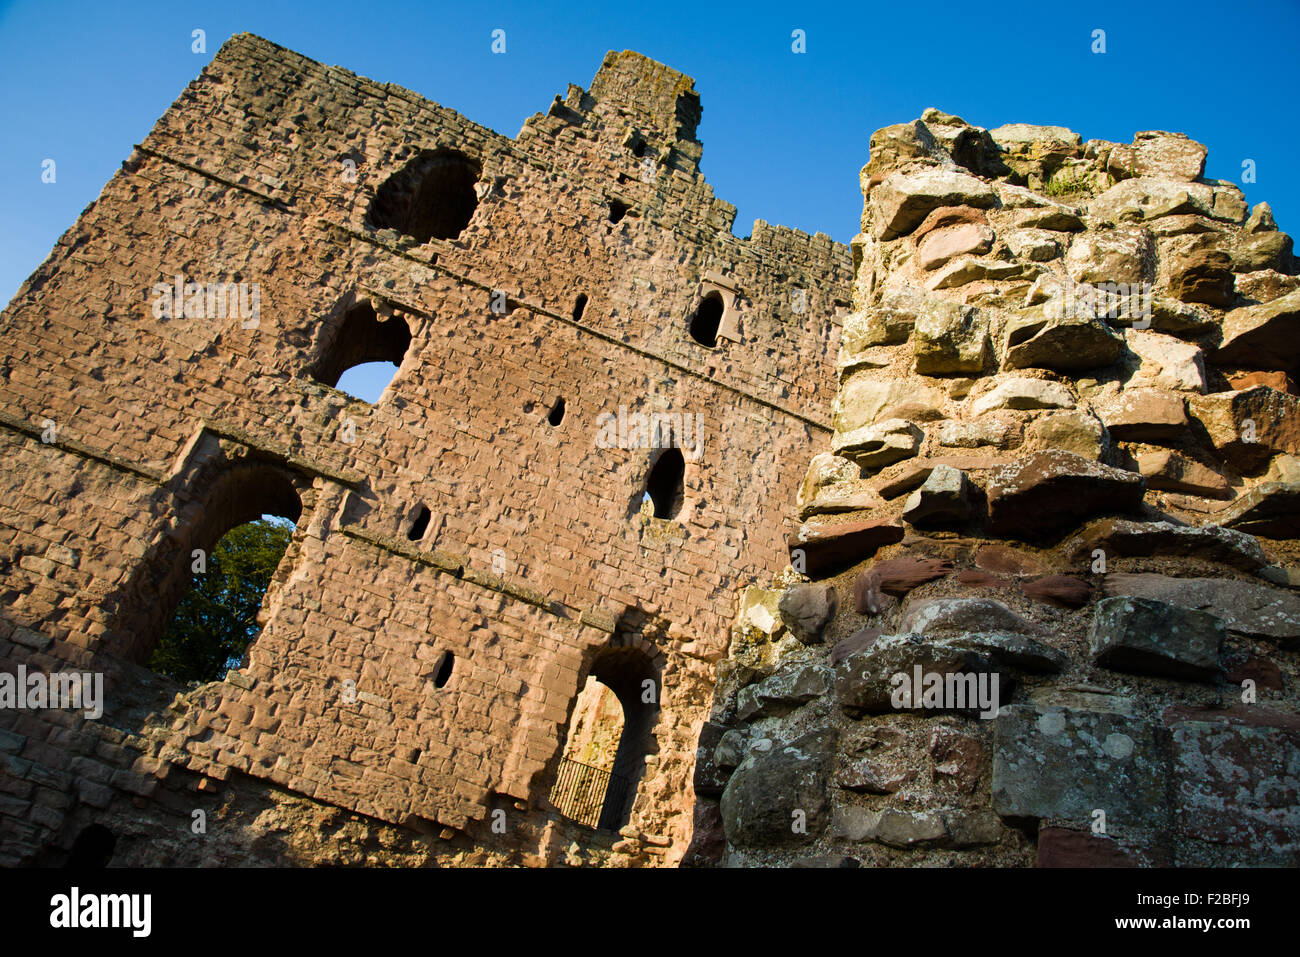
[2,0,1297,322]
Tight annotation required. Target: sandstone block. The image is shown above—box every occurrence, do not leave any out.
[1189,387,1300,470]
[1104,573,1300,646]
[932,631,1067,674]
[797,452,859,509]
[1003,311,1125,373]
[986,450,1145,537]
[778,583,838,645]
[1090,596,1225,681]
[832,806,949,848]
[788,519,905,577]
[992,705,1168,830]
[1213,288,1300,372]
[736,663,832,721]
[833,374,946,431]
[870,168,999,240]
[902,464,973,526]
[1070,518,1265,570]
[917,223,995,270]
[913,300,988,374]
[834,634,1002,716]
[1127,131,1208,181]
[899,597,1039,637]
[832,418,923,471]
[1135,448,1231,497]
[1167,238,1234,307]
[927,256,1030,290]
[1218,481,1300,538]
[1065,226,1155,286]
[1004,228,1061,262]
[1026,409,1107,459]
[969,377,1075,415]
[936,419,1014,448]
[1123,329,1207,392]
[1095,388,1187,441]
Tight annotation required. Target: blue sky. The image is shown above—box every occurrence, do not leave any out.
[2,0,1297,339]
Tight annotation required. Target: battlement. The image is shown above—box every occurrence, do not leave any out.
[588,50,702,146]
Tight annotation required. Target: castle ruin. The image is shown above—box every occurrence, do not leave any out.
[2,35,1298,868]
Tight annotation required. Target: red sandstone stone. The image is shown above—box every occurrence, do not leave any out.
[789,519,906,577]
[1037,828,1138,867]
[852,557,953,613]
[1021,575,1093,608]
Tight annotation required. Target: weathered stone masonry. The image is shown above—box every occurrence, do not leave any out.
[0,35,850,866]
[694,110,1300,868]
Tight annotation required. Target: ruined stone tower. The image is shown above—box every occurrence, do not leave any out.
[4,33,1298,871]
[0,35,849,866]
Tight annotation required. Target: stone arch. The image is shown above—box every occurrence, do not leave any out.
[688,290,724,347]
[550,626,665,832]
[105,453,308,667]
[368,148,481,243]
[309,297,413,398]
[645,447,686,519]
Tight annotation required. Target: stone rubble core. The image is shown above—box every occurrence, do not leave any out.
[0,37,852,867]
[691,108,1300,868]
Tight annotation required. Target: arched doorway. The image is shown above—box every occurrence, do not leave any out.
[549,644,660,831]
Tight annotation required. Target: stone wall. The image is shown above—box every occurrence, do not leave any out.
[691,109,1300,867]
[0,36,850,867]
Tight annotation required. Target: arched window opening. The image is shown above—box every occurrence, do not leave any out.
[549,645,659,832]
[105,458,305,669]
[645,448,685,520]
[572,293,588,322]
[368,149,481,244]
[312,301,411,402]
[407,504,431,542]
[547,397,566,427]
[688,291,724,347]
[433,651,454,689]
[149,513,297,684]
[66,824,116,868]
[608,199,629,224]
[140,464,302,683]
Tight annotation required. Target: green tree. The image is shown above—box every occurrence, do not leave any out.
[149,518,293,683]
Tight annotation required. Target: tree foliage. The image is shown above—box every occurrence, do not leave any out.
[149,518,293,683]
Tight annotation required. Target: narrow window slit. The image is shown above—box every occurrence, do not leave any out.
[646,448,685,519]
[433,651,454,689]
[547,397,566,427]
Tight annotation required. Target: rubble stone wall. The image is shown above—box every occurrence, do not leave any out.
[692,109,1300,867]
